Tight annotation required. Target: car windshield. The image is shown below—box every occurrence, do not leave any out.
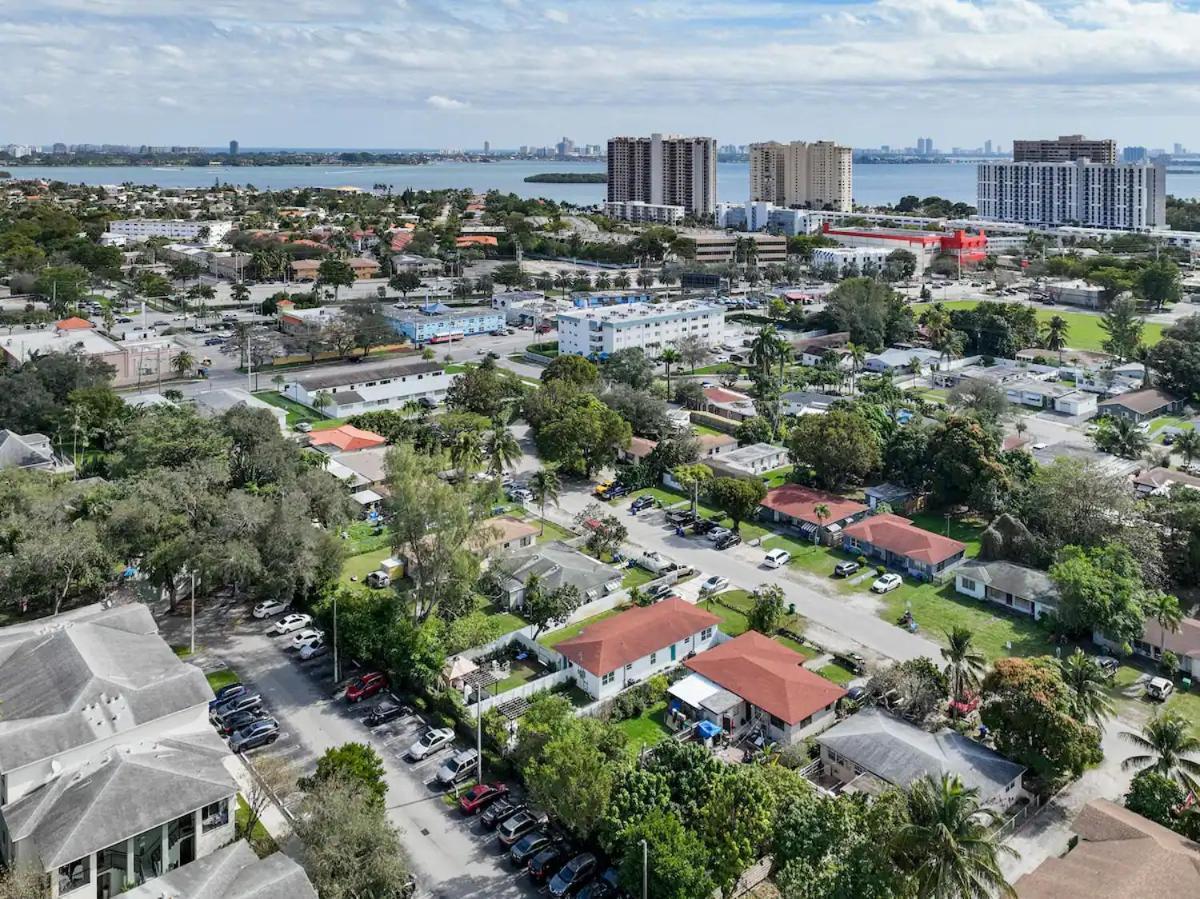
[420,731,437,745]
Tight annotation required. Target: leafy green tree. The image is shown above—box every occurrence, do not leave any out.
[884,248,918,282]
[535,393,631,476]
[602,348,656,390]
[672,463,713,517]
[1100,295,1144,361]
[446,358,523,420]
[33,264,90,314]
[821,277,914,351]
[747,584,786,635]
[926,415,1008,506]
[317,257,356,301]
[643,739,723,818]
[1136,257,1181,310]
[601,383,671,438]
[525,723,619,840]
[524,583,582,639]
[1091,415,1150,459]
[389,270,423,298]
[894,774,1016,899]
[301,742,387,805]
[599,766,672,856]
[541,354,598,387]
[1050,543,1147,645]
[786,406,882,488]
[1124,769,1195,838]
[707,476,766,533]
[1121,710,1200,792]
[1055,649,1115,728]
[617,809,714,899]
[698,766,778,894]
[1148,314,1200,398]
[0,865,50,899]
[735,416,774,445]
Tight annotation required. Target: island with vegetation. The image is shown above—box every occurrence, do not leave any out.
[524,172,607,183]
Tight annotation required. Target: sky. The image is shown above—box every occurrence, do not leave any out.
[2,0,1200,151]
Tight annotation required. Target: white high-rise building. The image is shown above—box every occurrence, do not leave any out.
[977,160,1166,230]
[749,141,853,213]
[606,133,717,218]
[107,219,233,246]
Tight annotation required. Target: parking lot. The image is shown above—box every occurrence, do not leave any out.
[168,597,542,899]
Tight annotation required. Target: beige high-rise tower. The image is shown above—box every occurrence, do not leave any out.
[749,140,853,212]
[607,133,717,218]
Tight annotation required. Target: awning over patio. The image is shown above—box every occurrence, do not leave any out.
[350,489,384,506]
[668,672,721,710]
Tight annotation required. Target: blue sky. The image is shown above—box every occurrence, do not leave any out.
[1,0,1199,149]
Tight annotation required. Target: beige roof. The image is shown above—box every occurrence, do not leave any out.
[475,515,539,550]
[1016,799,1200,898]
[697,432,737,452]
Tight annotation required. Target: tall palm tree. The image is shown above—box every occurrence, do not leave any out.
[1143,590,1183,662]
[941,626,986,705]
[528,467,561,536]
[659,347,682,398]
[311,391,333,417]
[749,326,784,380]
[553,270,573,299]
[1122,710,1200,791]
[613,271,631,290]
[812,503,830,545]
[171,350,196,377]
[1099,417,1150,459]
[450,429,483,476]
[1041,315,1070,363]
[1174,429,1200,467]
[486,427,522,477]
[894,774,1017,899]
[594,272,612,291]
[1055,649,1114,728]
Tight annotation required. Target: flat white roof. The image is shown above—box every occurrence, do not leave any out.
[558,301,723,323]
[668,672,721,708]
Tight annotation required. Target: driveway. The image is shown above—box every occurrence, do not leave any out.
[156,598,540,899]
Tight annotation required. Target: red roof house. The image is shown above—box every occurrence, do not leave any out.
[760,484,868,536]
[841,513,966,580]
[55,317,95,331]
[308,425,387,453]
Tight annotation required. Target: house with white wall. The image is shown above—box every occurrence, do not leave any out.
[954,560,1059,620]
[556,598,721,700]
[282,359,450,417]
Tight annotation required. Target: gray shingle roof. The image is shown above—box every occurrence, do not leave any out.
[294,360,442,391]
[124,842,319,899]
[497,542,620,599]
[3,731,236,868]
[0,604,214,771]
[818,707,1025,799]
[0,430,55,470]
[956,560,1059,607]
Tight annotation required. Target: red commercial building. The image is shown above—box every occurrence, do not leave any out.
[821,223,988,270]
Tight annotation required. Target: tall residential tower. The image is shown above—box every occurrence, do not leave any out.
[606,133,717,219]
[748,140,853,213]
[1012,134,1117,163]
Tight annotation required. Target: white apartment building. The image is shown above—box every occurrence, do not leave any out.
[977,160,1166,230]
[715,202,818,237]
[282,358,451,417]
[555,300,724,357]
[107,219,233,246]
[811,246,892,275]
[750,140,853,213]
[692,231,788,266]
[607,133,717,218]
[602,200,685,226]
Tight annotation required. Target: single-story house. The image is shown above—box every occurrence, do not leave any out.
[1133,466,1200,497]
[349,488,383,514]
[192,388,288,433]
[706,442,788,479]
[1055,390,1099,417]
[701,387,757,422]
[1002,378,1096,416]
[1031,441,1146,479]
[0,430,72,474]
[696,432,738,457]
[493,541,622,611]
[817,707,1026,809]
[618,436,658,464]
[781,390,841,417]
[759,484,868,541]
[1095,616,1200,678]
[329,446,389,489]
[1014,799,1200,898]
[793,332,850,367]
[841,513,966,581]
[1098,388,1184,424]
[672,631,846,745]
[474,515,539,555]
[308,424,388,454]
[863,482,917,513]
[863,347,942,375]
[955,560,1059,620]
[557,598,721,700]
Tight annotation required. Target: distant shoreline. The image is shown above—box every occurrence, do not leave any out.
[524,172,607,183]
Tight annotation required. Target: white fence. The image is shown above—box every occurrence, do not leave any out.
[477,668,574,714]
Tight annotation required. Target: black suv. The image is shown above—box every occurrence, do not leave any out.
[715,532,742,550]
[481,799,525,830]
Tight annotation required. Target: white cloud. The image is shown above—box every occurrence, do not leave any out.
[544,8,568,23]
[426,94,469,110]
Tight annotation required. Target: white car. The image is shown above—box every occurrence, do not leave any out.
[406,726,456,760]
[706,526,732,543]
[267,613,312,635]
[252,600,289,619]
[763,548,791,569]
[298,640,328,661]
[290,628,325,651]
[871,573,903,594]
[1146,676,1175,701]
[700,575,730,594]
[508,487,533,502]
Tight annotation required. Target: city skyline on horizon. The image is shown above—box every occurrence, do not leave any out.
[3,1,1200,150]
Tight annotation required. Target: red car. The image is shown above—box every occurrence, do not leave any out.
[345,672,388,703]
[458,782,510,815]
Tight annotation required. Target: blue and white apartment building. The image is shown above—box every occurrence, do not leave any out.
[556,300,725,359]
[385,304,505,344]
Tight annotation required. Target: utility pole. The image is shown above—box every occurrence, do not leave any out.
[332,592,340,682]
[640,839,648,899]
[474,684,483,784]
[189,572,196,654]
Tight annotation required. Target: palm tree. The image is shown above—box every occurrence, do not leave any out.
[1122,710,1200,791]
[1174,429,1200,467]
[553,270,573,299]
[636,269,654,290]
[941,626,986,706]
[1015,418,1027,441]
[1099,417,1150,459]
[1144,590,1183,662]
[1041,315,1070,363]
[659,347,682,398]
[613,271,631,290]
[486,427,522,477]
[271,373,285,393]
[894,774,1017,899]
[311,391,333,417]
[171,350,196,377]
[450,429,483,476]
[812,503,830,545]
[594,272,612,291]
[1055,649,1114,728]
[749,325,785,380]
[528,467,561,536]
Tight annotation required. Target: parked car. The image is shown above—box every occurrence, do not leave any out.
[203,336,225,346]
[664,509,695,526]
[252,599,289,619]
[600,484,630,501]
[229,718,280,752]
[295,422,313,433]
[437,749,479,787]
[298,640,328,661]
[1147,676,1175,701]
[871,573,903,593]
[290,628,324,651]
[364,700,411,727]
[508,487,533,502]
[216,708,266,736]
[406,726,455,760]
[528,843,571,884]
[833,651,866,675]
[705,526,732,543]
[833,560,861,578]
[548,852,598,897]
[763,548,791,568]
[346,671,388,702]
[1093,655,1120,678]
[691,518,718,536]
[578,868,623,899]
[267,613,312,635]
[498,809,549,847]
[208,683,246,710]
[510,831,559,867]
[715,532,742,550]
[211,693,263,723]
[459,781,510,814]
[481,798,525,830]
[630,495,655,513]
[700,575,729,594]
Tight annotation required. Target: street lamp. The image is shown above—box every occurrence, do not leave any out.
[332,592,340,683]
[466,683,484,784]
[640,838,648,899]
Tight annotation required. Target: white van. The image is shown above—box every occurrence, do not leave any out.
[1146,677,1175,701]
[763,548,791,569]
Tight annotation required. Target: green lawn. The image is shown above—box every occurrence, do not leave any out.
[690,423,727,437]
[1149,415,1195,438]
[616,699,672,753]
[340,549,392,587]
[536,519,574,543]
[910,302,1166,353]
[343,520,390,556]
[206,669,240,693]
[762,465,795,489]
[906,511,987,557]
[773,634,818,659]
[479,601,528,635]
[702,591,752,637]
[628,486,690,509]
[236,795,278,858]
[540,607,625,648]
[817,662,859,685]
[495,657,545,693]
[622,566,656,590]
[252,391,324,427]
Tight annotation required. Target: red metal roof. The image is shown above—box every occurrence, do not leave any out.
[842,513,966,565]
[309,425,387,452]
[557,598,721,676]
[760,484,868,526]
[56,316,95,330]
[685,631,847,726]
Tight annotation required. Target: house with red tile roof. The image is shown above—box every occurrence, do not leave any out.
[308,425,387,453]
[556,598,721,700]
[672,631,846,745]
[701,386,757,421]
[55,316,95,331]
[455,235,498,249]
[760,484,869,541]
[842,513,966,581]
